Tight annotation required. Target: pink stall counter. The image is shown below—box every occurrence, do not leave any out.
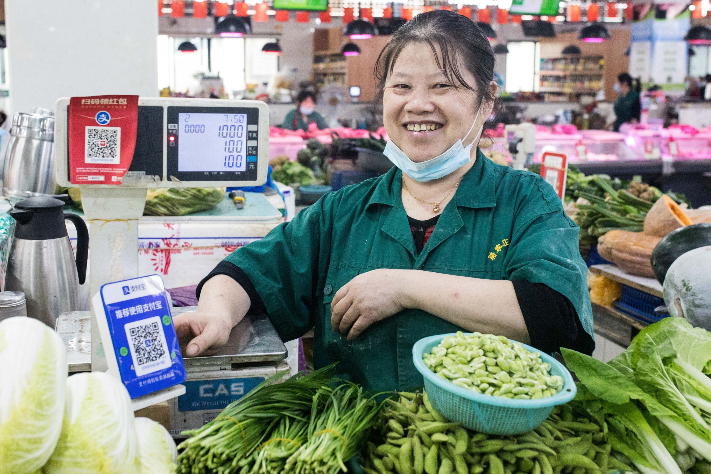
[268,125,387,162]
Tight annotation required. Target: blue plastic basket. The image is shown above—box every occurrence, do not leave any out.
[586,245,611,267]
[614,284,667,325]
[412,334,577,435]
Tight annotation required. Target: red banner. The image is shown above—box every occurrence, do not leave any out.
[511,14,522,23]
[254,3,268,21]
[275,10,289,21]
[440,6,452,11]
[360,7,373,21]
[692,0,703,19]
[296,11,310,22]
[569,5,581,21]
[402,7,413,20]
[158,0,163,17]
[343,7,355,23]
[68,96,139,185]
[458,6,471,18]
[587,3,599,21]
[422,6,434,13]
[497,8,508,24]
[478,7,490,23]
[192,0,207,18]
[319,8,332,22]
[606,2,618,18]
[214,2,229,17]
[170,0,184,17]
[382,7,393,18]
[234,2,249,16]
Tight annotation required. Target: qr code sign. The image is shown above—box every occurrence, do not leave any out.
[85,126,121,164]
[124,316,171,377]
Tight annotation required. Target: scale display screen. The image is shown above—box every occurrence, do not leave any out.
[178,113,248,172]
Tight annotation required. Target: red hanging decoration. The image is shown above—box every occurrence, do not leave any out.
[275,10,290,21]
[497,8,508,24]
[383,7,393,18]
[192,0,207,18]
[422,6,434,12]
[478,7,491,23]
[625,2,633,19]
[214,2,230,17]
[158,0,163,16]
[254,3,269,21]
[547,15,556,22]
[319,8,332,22]
[360,7,373,21]
[233,2,248,16]
[606,2,618,18]
[511,14,522,23]
[692,0,703,18]
[343,7,355,23]
[296,11,310,22]
[440,6,452,11]
[587,3,599,21]
[458,6,472,18]
[170,0,185,17]
[568,5,581,21]
[402,7,413,20]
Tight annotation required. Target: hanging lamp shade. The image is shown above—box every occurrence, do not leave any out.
[215,15,251,37]
[562,44,582,55]
[493,43,509,54]
[578,23,610,42]
[0,35,6,49]
[341,42,361,56]
[477,22,497,39]
[685,25,711,45]
[624,46,630,56]
[689,47,696,56]
[177,41,198,52]
[344,19,376,39]
[261,41,282,55]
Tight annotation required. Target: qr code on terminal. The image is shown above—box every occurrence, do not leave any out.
[85,126,121,164]
[124,316,172,377]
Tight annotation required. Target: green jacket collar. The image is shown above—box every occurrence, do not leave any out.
[365,148,498,210]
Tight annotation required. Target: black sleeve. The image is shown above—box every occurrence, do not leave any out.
[512,280,594,356]
[196,260,268,316]
[631,97,641,122]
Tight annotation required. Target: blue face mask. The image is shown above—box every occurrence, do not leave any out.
[383,108,482,183]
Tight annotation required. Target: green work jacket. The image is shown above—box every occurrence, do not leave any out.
[613,90,641,132]
[222,150,593,392]
[281,109,329,132]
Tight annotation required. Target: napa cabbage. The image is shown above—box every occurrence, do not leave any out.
[134,417,177,474]
[0,317,67,473]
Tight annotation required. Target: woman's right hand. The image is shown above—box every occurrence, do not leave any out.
[173,274,252,357]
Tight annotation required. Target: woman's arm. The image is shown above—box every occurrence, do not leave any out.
[331,269,528,342]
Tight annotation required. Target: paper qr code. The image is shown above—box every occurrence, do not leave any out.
[124,316,171,377]
[85,126,121,164]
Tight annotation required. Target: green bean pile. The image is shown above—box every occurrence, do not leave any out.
[423,333,564,399]
[361,392,632,474]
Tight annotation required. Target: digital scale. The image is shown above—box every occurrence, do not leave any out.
[54,98,290,416]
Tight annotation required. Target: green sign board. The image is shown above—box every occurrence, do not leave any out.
[0,90,9,98]
[272,0,327,11]
[510,0,559,16]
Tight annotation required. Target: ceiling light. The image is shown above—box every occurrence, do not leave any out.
[685,25,711,45]
[344,19,376,39]
[261,41,282,55]
[477,22,497,40]
[578,23,610,42]
[341,42,361,56]
[493,43,509,54]
[562,44,582,55]
[0,36,6,49]
[177,41,198,52]
[215,15,251,37]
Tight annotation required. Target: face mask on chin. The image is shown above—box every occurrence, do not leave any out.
[382,105,484,183]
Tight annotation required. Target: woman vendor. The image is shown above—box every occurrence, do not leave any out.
[612,73,641,132]
[175,11,594,392]
[281,90,329,131]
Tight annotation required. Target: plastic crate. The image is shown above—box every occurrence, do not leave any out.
[614,284,667,324]
[329,170,378,191]
[586,245,611,267]
[413,334,576,435]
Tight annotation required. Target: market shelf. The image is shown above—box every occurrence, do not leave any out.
[589,264,663,298]
[539,71,604,76]
[538,87,599,94]
[592,302,647,348]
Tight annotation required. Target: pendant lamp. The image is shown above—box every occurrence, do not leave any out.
[493,43,509,54]
[562,45,582,55]
[477,22,497,40]
[0,35,7,49]
[177,41,198,52]
[342,42,361,56]
[344,19,376,39]
[624,46,630,56]
[578,23,610,42]
[262,40,282,55]
[685,25,711,45]
[215,15,251,37]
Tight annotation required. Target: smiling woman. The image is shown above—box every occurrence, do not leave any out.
[175,10,595,393]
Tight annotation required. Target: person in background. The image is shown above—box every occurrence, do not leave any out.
[612,73,641,131]
[281,90,328,131]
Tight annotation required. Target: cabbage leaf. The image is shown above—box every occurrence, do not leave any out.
[134,417,177,474]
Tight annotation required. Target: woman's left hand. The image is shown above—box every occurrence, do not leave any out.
[331,269,409,340]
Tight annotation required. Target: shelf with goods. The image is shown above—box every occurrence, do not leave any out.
[539,55,604,98]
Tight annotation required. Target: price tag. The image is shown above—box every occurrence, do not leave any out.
[93,275,186,399]
[539,152,568,201]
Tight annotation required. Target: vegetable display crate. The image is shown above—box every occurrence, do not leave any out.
[586,245,610,267]
[330,170,379,191]
[613,284,667,324]
[413,334,576,435]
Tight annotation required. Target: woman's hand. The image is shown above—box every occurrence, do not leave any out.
[174,311,234,356]
[330,269,409,340]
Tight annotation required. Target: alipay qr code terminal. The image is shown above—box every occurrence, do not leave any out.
[53,98,275,408]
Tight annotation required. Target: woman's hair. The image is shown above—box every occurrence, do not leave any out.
[373,10,495,107]
[618,72,642,93]
[295,90,317,105]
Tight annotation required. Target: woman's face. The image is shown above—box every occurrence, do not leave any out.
[383,42,483,163]
[300,97,315,110]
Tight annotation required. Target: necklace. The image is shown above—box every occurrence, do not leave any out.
[401,179,460,214]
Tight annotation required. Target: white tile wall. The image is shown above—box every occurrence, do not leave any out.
[592,332,626,363]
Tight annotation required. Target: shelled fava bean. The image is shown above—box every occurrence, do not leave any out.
[361,393,631,474]
[422,332,564,399]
